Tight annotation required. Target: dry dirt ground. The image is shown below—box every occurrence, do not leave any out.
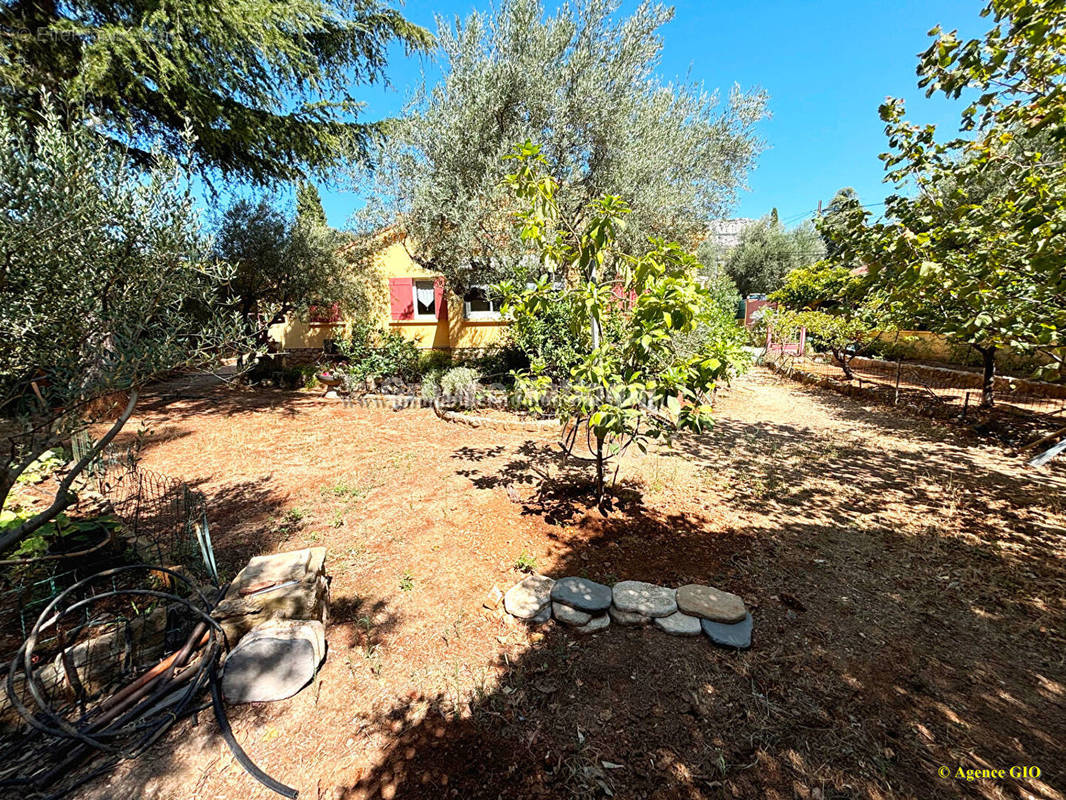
[77,367,1066,800]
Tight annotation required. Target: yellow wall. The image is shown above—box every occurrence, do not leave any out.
[889,330,957,361]
[268,231,509,351]
[874,330,1063,376]
[268,318,351,350]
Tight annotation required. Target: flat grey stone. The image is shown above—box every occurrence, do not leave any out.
[676,584,747,623]
[222,620,326,703]
[701,613,752,649]
[552,601,591,626]
[528,604,551,624]
[504,574,555,619]
[653,611,702,636]
[609,605,650,626]
[573,614,610,635]
[550,577,612,613]
[612,581,677,618]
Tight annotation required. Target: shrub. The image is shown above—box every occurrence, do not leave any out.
[440,366,480,404]
[339,320,421,385]
[420,369,442,401]
[418,349,453,374]
[298,364,320,389]
[500,293,586,380]
[457,348,526,385]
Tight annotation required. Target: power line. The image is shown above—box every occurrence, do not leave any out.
[779,200,887,226]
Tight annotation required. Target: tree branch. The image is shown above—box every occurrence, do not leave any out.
[0,389,138,555]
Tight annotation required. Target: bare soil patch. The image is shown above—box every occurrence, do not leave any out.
[74,368,1066,800]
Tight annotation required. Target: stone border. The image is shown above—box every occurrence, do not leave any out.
[432,400,561,432]
[500,575,753,649]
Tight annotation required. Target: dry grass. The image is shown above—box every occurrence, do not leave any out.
[73,368,1066,800]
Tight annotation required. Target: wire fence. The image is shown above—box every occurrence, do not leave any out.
[0,453,216,658]
[0,438,219,778]
[768,352,1066,420]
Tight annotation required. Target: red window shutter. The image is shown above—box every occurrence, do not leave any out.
[389,278,414,320]
[434,277,448,321]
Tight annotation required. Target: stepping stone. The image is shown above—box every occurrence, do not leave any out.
[612,581,677,618]
[550,577,612,614]
[552,601,591,626]
[573,614,610,635]
[504,574,555,619]
[701,613,753,649]
[676,584,747,623]
[222,619,326,703]
[653,611,702,637]
[609,605,650,626]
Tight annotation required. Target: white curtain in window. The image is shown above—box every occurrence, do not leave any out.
[415,281,435,315]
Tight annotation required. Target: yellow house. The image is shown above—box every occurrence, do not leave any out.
[268,227,510,353]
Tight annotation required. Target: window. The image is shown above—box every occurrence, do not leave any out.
[413,279,436,319]
[463,286,502,319]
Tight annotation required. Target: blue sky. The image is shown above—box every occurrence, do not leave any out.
[309,0,987,230]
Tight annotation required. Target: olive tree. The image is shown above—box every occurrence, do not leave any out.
[213,195,363,353]
[353,0,767,292]
[0,107,242,553]
[720,215,825,297]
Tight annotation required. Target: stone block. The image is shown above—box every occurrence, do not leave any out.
[213,547,330,644]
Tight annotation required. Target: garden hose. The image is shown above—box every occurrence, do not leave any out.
[2,564,297,798]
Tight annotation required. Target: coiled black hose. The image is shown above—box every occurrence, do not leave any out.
[2,564,298,798]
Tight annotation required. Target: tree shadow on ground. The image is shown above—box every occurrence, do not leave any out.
[35,373,1066,800]
[328,391,1066,800]
[135,376,317,424]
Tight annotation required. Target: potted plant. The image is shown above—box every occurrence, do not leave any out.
[315,368,345,389]
[0,511,119,565]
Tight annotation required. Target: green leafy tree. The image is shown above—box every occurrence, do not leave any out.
[355,0,767,291]
[0,106,242,553]
[723,215,825,297]
[819,188,860,260]
[767,309,878,380]
[213,197,362,352]
[0,0,432,184]
[701,272,743,320]
[499,142,748,504]
[770,261,865,311]
[821,0,1066,406]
